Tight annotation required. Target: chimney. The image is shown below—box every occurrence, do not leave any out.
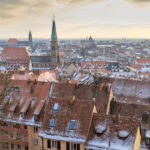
[116,113,120,123]
[69,96,75,105]
[99,83,103,91]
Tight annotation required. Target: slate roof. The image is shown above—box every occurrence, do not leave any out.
[30,56,51,63]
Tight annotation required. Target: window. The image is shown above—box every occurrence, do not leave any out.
[49,118,55,127]
[53,103,59,111]
[3,142,8,149]
[34,126,38,133]
[34,139,38,145]
[11,143,14,150]
[146,138,150,144]
[69,120,75,130]
[24,135,28,142]
[24,125,27,130]
[21,113,25,119]
[17,144,21,149]
[4,131,8,137]
[52,46,55,50]
[10,133,13,139]
[34,114,40,121]
[47,140,60,150]
[24,146,28,150]
[66,142,80,150]
[16,133,21,140]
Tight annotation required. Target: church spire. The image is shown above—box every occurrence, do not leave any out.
[51,15,57,39]
[29,30,32,48]
[50,16,59,68]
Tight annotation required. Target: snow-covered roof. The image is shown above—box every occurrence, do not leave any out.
[86,114,138,150]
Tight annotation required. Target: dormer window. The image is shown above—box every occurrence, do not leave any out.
[142,111,149,123]
[53,103,59,111]
[49,118,55,127]
[21,113,25,119]
[69,120,75,130]
[146,130,150,145]
[34,114,40,121]
[33,100,45,122]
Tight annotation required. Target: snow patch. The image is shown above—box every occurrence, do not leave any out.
[118,130,129,138]
[95,124,107,134]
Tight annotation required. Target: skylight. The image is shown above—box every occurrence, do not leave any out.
[53,103,59,111]
[69,120,76,130]
[49,118,55,127]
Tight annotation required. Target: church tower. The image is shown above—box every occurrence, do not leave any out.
[50,16,59,68]
[28,30,32,47]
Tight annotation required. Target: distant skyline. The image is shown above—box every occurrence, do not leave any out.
[1,0,150,39]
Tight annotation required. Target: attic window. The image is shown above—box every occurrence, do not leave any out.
[146,130,150,145]
[49,118,55,127]
[69,120,76,130]
[142,111,149,123]
[53,103,59,111]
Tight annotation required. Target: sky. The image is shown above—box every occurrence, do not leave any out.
[1,0,150,39]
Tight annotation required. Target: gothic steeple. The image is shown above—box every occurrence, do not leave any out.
[50,16,59,68]
[28,30,32,47]
[51,16,57,39]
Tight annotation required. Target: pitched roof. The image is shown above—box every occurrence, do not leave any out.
[7,38,18,45]
[0,80,50,126]
[112,78,150,105]
[86,113,139,150]
[51,82,111,112]
[111,102,150,131]
[51,19,57,39]
[40,97,95,143]
[136,58,150,64]
[2,47,29,62]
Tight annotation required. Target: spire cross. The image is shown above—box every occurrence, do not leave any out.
[53,14,55,21]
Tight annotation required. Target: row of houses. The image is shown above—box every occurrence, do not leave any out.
[0,77,150,150]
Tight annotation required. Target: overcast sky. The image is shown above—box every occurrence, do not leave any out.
[1,0,150,39]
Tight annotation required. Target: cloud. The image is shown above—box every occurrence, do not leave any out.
[56,0,106,5]
[127,0,150,6]
[0,0,53,19]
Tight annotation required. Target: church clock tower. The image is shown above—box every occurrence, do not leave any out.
[50,16,59,68]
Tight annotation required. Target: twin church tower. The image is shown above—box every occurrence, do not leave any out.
[29,16,59,70]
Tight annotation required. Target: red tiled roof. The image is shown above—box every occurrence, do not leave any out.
[0,80,50,125]
[2,47,30,62]
[136,58,150,64]
[41,97,95,140]
[7,38,18,45]
[112,78,150,105]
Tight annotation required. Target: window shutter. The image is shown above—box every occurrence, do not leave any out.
[57,141,60,150]
[66,142,70,150]
[77,144,80,150]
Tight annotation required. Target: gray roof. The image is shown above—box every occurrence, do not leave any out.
[30,56,51,63]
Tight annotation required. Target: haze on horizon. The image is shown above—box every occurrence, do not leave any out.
[1,0,150,39]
